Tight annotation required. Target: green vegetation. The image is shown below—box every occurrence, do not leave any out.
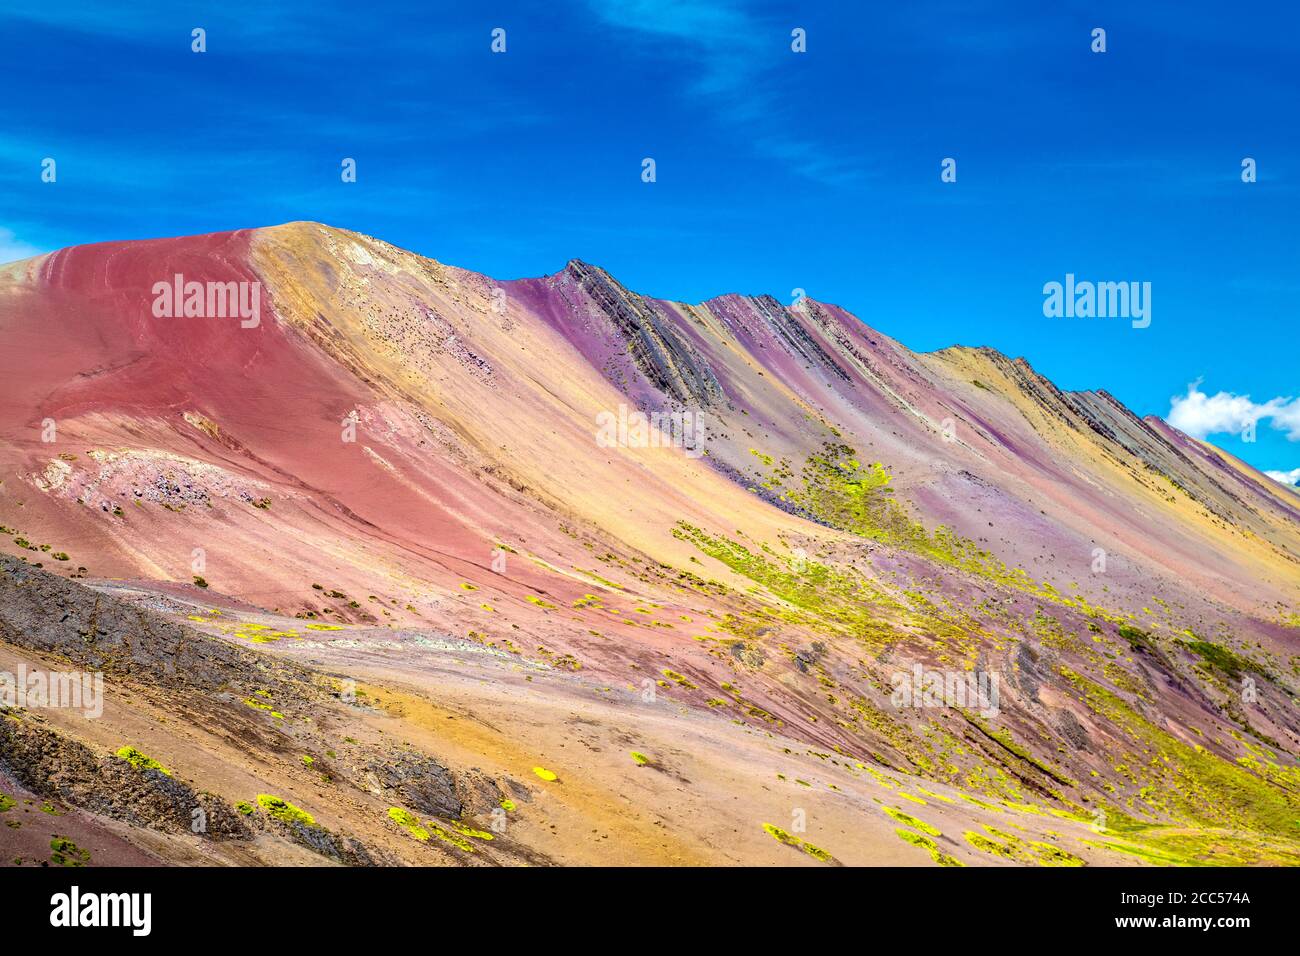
[742,443,1130,618]
[114,746,172,776]
[447,820,494,840]
[256,794,315,827]
[50,837,90,867]
[428,824,476,852]
[883,807,940,836]
[966,718,1076,787]
[386,809,493,853]
[1177,636,1263,680]
[661,669,697,690]
[671,522,906,646]
[1118,624,1155,652]
[894,828,963,866]
[1059,666,1300,847]
[243,698,285,719]
[963,826,1084,867]
[758,444,998,574]
[762,823,835,863]
[388,806,430,841]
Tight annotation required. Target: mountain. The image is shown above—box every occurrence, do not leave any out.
[1,222,1298,866]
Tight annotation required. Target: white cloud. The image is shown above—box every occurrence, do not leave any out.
[1265,467,1300,487]
[0,227,40,264]
[1270,402,1300,441]
[1167,380,1300,441]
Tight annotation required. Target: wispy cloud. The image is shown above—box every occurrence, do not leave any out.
[582,0,863,185]
[583,0,762,100]
[1167,380,1300,441]
[0,227,41,264]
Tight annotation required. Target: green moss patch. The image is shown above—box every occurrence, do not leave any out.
[884,807,940,836]
[256,794,315,827]
[895,828,963,866]
[762,823,836,864]
[114,746,172,776]
[1177,636,1264,680]
[964,825,1083,867]
[388,806,430,841]
[50,837,90,867]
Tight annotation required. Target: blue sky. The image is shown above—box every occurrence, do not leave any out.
[2,1,1297,479]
